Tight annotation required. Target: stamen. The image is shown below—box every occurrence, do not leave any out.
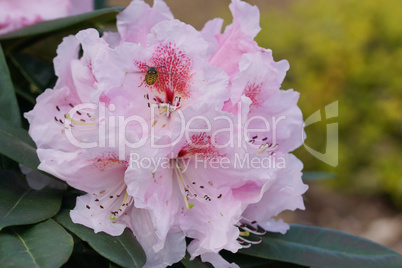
[239,230,250,237]
[174,159,221,207]
[65,113,95,126]
[236,218,266,248]
[258,143,278,154]
[175,160,194,209]
[110,192,132,220]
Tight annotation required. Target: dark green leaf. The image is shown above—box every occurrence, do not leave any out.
[181,253,212,268]
[9,52,54,92]
[0,155,19,171]
[55,210,146,268]
[0,117,40,170]
[222,250,307,268]
[63,230,112,267]
[0,219,73,268]
[95,0,108,9]
[240,224,402,268]
[109,262,123,268]
[302,171,336,180]
[0,170,62,230]
[14,87,37,105]
[0,8,123,52]
[0,44,21,127]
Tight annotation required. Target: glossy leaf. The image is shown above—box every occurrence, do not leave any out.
[9,52,54,91]
[0,117,40,170]
[0,170,62,230]
[0,8,123,51]
[0,44,21,127]
[55,210,146,268]
[0,219,73,268]
[221,250,307,268]
[240,224,402,268]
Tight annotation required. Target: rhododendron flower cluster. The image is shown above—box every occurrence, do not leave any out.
[0,0,94,35]
[26,0,308,267]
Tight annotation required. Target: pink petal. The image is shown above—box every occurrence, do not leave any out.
[68,0,93,15]
[200,252,240,268]
[242,154,308,233]
[53,35,81,92]
[201,18,224,57]
[117,0,174,46]
[124,207,186,268]
[70,191,128,236]
[209,0,262,78]
[37,149,127,193]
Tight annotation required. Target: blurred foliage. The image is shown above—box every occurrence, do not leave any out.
[256,0,402,205]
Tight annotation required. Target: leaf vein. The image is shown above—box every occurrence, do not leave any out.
[1,189,31,221]
[16,233,40,268]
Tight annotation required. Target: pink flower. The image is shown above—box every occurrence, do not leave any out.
[0,0,94,36]
[25,29,134,236]
[26,0,308,267]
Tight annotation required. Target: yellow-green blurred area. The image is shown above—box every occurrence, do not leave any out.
[110,0,402,206]
[255,0,402,206]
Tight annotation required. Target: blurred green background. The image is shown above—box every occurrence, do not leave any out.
[256,0,402,206]
[115,0,402,206]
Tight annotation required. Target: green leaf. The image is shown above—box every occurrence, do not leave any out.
[221,250,307,268]
[55,210,146,268]
[0,219,73,268]
[9,52,54,92]
[95,0,108,9]
[240,224,402,268]
[302,171,336,180]
[181,253,212,268]
[0,8,123,51]
[0,117,40,170]
[0,170,62,230]
[14,86,37,106]
[0,44,21,127]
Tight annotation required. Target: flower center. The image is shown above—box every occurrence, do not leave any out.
[144,93,182,117]
[87,181,133,223]
[110,192,133,221]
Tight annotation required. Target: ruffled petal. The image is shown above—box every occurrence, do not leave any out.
[53,35,81,91]
[70,190,129,236]
[124,143,180,246]
[242,154,308,233]
[124,207,186,268]
[229,51,289,105]
[201,18,224,57]
[200,252,240,268]
[117,0,174,46]
[209,0,262,78]
[73,29,110,102]
[19,165,67,191]
[178,161,269,256]
[24,86,83,151]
